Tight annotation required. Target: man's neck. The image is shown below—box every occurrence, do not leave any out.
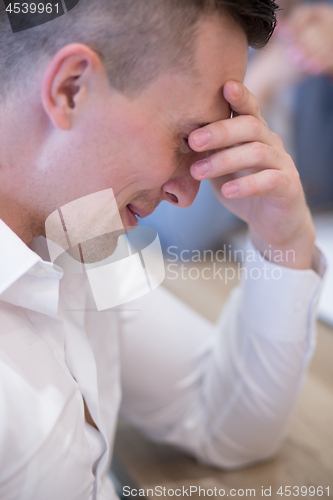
[0,200,43,246]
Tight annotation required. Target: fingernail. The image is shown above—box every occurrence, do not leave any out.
[194,159,210,175]
[231,82,242,97]
[224,182,239,195]
[192,129,211,148]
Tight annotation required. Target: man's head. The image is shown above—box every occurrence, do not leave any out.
[0,0,277,245]
[0,0,277,99]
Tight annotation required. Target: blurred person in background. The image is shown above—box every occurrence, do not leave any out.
[246,0,333,208]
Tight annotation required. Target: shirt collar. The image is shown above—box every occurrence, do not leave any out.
[0,219,63,317]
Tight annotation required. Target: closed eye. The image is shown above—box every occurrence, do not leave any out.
[178,137,193,154]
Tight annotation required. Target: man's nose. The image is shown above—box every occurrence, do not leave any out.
[162,175,201,208]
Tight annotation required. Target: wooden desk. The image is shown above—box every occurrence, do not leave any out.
[114,261,333,500]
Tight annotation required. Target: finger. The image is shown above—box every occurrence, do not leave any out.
[220,169,287,199]
[188,114,274,153]
[190,141,282,180]
[222,81,267,125]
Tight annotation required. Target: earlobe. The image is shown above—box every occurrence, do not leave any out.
[41,44,100,130]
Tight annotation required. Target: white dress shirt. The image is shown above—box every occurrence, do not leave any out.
[0,219,325,500]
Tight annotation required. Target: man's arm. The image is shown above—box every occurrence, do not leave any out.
[189,81,316,271]
[118,245,324,468]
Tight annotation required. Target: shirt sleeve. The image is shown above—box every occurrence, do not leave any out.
[118,242,326,469]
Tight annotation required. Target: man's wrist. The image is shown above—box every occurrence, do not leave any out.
[249,219,316,271]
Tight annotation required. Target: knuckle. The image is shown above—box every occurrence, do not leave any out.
[253,100,261,117]
[272,132,283,147]
[290,164,300,183]
[215,120,228,142]
[282,153,301,181]
[251,142,267,163]
[270,145,282,164]
[247,115,259,130]
[268,169,282,191]
[247,115,260,133]
[246,174,258,194]
[289,168,302,196]
[207,121,228,149]
[216,149,231,170]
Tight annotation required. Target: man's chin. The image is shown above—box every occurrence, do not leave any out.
[65,230,125,264]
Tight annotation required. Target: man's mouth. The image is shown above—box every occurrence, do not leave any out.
[124,204,154,230]
[127,204,155,219]
[127,204,138,217]
[125,204,139,228]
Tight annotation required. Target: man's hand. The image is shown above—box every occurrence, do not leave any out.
[189,81,315,270]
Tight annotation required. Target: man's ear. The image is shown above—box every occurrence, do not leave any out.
[41,43,105,130]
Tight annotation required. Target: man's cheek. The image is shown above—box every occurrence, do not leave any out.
[140,164,176,188]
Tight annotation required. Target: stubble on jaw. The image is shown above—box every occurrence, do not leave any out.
[0,200,46,246]
[65,230,126,264]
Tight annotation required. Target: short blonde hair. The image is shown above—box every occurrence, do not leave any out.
[0,0,277,100]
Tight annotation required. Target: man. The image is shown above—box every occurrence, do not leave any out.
[0,1,325,499]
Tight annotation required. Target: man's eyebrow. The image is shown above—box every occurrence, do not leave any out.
[177,104,233,135]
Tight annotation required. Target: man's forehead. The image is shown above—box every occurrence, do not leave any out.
[173,93,232,134]
[139,15,247,135]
